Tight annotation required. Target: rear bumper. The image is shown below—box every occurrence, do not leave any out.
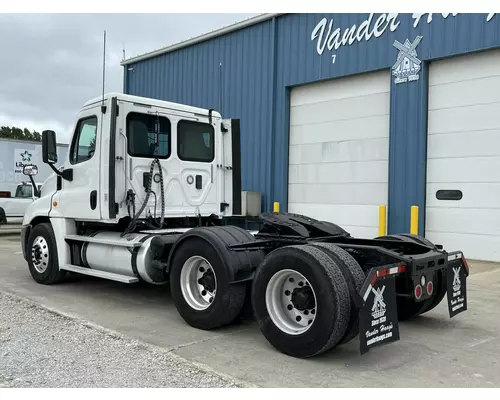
[357,249,469,354]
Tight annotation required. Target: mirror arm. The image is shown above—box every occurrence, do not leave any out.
[28,175,40,198]
[48,163,73,182]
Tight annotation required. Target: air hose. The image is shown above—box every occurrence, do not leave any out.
[121,157,165,237]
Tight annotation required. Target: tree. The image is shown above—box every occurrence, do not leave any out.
[0,126,42,142]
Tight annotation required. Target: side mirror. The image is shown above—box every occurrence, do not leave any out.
[23,165,39,176]
[42,130,58,164]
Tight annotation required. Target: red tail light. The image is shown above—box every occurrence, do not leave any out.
[427,281,434,295]
[462,255,469,274]
[415,285,422,300]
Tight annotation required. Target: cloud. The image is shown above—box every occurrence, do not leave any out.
[0,13,257,143]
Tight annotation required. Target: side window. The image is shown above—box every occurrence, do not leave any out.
[70,116,98,165]
[126,112,171,159]
[15,185,32,198]
[177,120,215,162]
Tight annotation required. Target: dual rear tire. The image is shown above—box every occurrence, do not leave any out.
[251,244,364,358]
[170,227,365,358]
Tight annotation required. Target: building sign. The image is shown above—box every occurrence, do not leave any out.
[311,13,497,64]
[392,36,423,84]
[14,148,39,175]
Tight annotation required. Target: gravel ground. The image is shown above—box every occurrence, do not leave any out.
[0,291,246,388]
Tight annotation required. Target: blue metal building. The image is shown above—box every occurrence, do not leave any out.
[122,13,500,262]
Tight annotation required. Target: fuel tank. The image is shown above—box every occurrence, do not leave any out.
[81,231,166,284]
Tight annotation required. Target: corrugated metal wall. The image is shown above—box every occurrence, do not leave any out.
[125,13,500,232]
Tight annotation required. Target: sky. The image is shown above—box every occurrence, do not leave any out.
[0,13,258,144]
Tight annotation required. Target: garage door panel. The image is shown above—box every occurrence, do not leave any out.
[425,231,500,262]
[289,71,389,239]
[289,115,389,146]
[291,70,390,107]
[426,183,500,209]
[288,203,379,238]
[290,92,389,126]
[427,130,500,158]
[426,207,500,237]
[289,138,389,165]
[288,203,380,228]
[429,75,500,110]
[428,102,500,134]
[429,49,500,86]
[289,183,387,205]
[427,157,500,183]
[288,161,388,184]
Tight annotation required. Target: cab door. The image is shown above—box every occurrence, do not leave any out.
[52,106,102,220]
[175,118,219,216]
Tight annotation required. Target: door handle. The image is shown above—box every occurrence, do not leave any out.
[195,175,202,190]
[90,190,97,210]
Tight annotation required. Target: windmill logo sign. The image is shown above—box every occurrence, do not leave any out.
[14,149,39,175]
[392,36,423,84]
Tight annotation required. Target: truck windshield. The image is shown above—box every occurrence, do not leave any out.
[126,112,171,159]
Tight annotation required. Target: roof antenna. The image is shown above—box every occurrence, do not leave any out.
[101,30,107,114]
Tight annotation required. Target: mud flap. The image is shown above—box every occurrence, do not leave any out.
[358,272,400,355]
[446,252,468,318]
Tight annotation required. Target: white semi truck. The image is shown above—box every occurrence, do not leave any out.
[20,93,469,358]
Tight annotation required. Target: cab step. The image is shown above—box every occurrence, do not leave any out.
[60,264,139,284]
[64,235,143,248]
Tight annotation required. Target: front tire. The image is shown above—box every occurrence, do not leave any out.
[252,245,351,358]
[27,223,66,285]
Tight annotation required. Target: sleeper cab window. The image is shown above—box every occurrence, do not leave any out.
[70,116,98,165]
[126,112,171,159]
[177,120,215,163]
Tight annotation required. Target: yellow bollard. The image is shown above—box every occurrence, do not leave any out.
[410,205,419,235]
[273,202,280,213]
[378,205,387,237]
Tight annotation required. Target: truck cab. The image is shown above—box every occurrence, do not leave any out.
[23,92,237,227]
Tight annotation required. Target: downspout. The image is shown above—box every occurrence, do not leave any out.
[269,16,279,212]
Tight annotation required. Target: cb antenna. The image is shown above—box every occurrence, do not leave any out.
[101,30,107,113]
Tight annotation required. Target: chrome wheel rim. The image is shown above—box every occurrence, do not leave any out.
[265,269,317,335]
[31,236,49,274]
[180,256,217,311]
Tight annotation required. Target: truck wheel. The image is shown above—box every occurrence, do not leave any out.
[376,234,445,320]
[0,208,6,225]
[252,245,350,358]
[27,223,66,285]
[310,242,365,345]
[169,227,264,330]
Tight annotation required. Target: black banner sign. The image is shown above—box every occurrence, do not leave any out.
[359,276,400,355]
[447,259,467,318]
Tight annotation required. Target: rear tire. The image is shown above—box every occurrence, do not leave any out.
[27,223,66,285]
[309,242,365,345]
[169,226,264,330]
[0,208,6,225]
[252,245,351,358]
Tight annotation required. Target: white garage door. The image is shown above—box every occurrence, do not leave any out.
[426,49,500,262]
[288,71,390,238]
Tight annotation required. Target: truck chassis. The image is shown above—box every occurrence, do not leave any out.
[21,210,469,359]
